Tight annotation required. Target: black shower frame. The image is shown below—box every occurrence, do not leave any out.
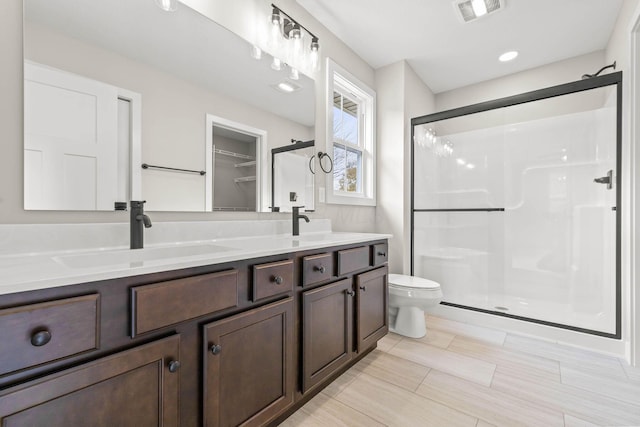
[271,139,315,212]
[410,71,623,339]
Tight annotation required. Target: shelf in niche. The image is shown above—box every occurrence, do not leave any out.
[234,176,256,183]
[234,160,256,168]
[214,148,255,161]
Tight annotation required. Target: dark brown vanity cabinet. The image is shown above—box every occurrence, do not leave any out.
[301,278,354,392]
[0,335,180,426]
[301,265,389,393]
[203,298,294,427]
[0,238,388,427]
[356,266,389,352]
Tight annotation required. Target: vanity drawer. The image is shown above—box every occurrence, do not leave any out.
[0,294,99,376]
[131,269,238,337]
[337,246,369,276]
[372,243,388,266]
[301,253,333,286]
[252,260,294,301]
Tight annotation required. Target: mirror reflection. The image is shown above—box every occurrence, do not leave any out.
[23,0,315,212]
[271,140,315,213]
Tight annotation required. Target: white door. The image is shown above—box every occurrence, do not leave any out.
[24,62,118,210]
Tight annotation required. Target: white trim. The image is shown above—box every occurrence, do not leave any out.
[205,114,268,212]
[117,88,142,201]
[325,58,377,206]
[628,2,640,367]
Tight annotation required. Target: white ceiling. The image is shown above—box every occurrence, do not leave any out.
[296,0,624,93]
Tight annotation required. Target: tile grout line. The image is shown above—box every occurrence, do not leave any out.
[325,393,392,427]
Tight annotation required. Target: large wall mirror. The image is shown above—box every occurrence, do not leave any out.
[23,0,315,212]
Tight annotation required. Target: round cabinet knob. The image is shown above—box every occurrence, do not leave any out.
[210,344,222,355]
[30,329,52,347]
[168,360,181,373]
[272,276,284,285]
[314,265,326,274]
[359,286,367,291]
[345,290,355,297]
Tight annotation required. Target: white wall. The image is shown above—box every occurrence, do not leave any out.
[436,51,606,111]
[375,61,435,273]
[0,0,377,230]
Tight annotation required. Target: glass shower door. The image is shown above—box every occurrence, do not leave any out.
[412,76,621,337]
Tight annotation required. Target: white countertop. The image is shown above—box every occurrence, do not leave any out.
[0,231,390,296]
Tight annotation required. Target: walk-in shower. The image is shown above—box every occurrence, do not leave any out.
[411,72,622,338]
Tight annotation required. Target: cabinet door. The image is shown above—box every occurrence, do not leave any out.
[302,278,353,393]
[356,265,389,353]
[203,298,294,427]
[0,335,180,427]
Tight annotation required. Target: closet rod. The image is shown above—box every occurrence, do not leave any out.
[142,163,206,176]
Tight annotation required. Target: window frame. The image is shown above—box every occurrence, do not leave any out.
[325,58,376,206]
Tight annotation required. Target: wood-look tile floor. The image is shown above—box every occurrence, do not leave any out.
[279,315,640,427]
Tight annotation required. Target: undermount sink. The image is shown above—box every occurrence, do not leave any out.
[54,244,233,269]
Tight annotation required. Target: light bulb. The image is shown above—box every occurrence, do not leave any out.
[471,0,487,17]
[251,45,262,60]
[271,7,281,26]
[289,67,299,80]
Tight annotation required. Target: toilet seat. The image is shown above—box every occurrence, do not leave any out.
[388,274,440,290]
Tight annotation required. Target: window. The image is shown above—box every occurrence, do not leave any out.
[326,59,376,206]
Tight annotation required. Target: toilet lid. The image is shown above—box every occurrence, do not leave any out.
[388,274,440,290]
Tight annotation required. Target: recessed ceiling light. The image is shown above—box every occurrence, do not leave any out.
[499,51,518,62]
[272,80,301,94]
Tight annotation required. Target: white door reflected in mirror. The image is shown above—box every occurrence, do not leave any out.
[24,62,139,211]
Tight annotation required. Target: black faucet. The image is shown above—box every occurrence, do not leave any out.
[292,206,310,236]
[130,200,152,249]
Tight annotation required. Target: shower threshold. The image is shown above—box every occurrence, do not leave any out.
[440,293,617,338]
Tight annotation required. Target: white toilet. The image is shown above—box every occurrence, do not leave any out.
[388,274,443,338]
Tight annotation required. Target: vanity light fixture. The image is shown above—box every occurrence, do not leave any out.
[268,4,320,72]
[499,50,518,62]
[154,0,178,12]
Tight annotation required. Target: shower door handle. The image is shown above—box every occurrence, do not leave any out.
[594,170,613,190]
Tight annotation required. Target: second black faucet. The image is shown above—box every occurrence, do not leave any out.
[292,206,310,236]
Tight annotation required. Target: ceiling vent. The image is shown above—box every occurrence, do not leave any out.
[454,0,504,23]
